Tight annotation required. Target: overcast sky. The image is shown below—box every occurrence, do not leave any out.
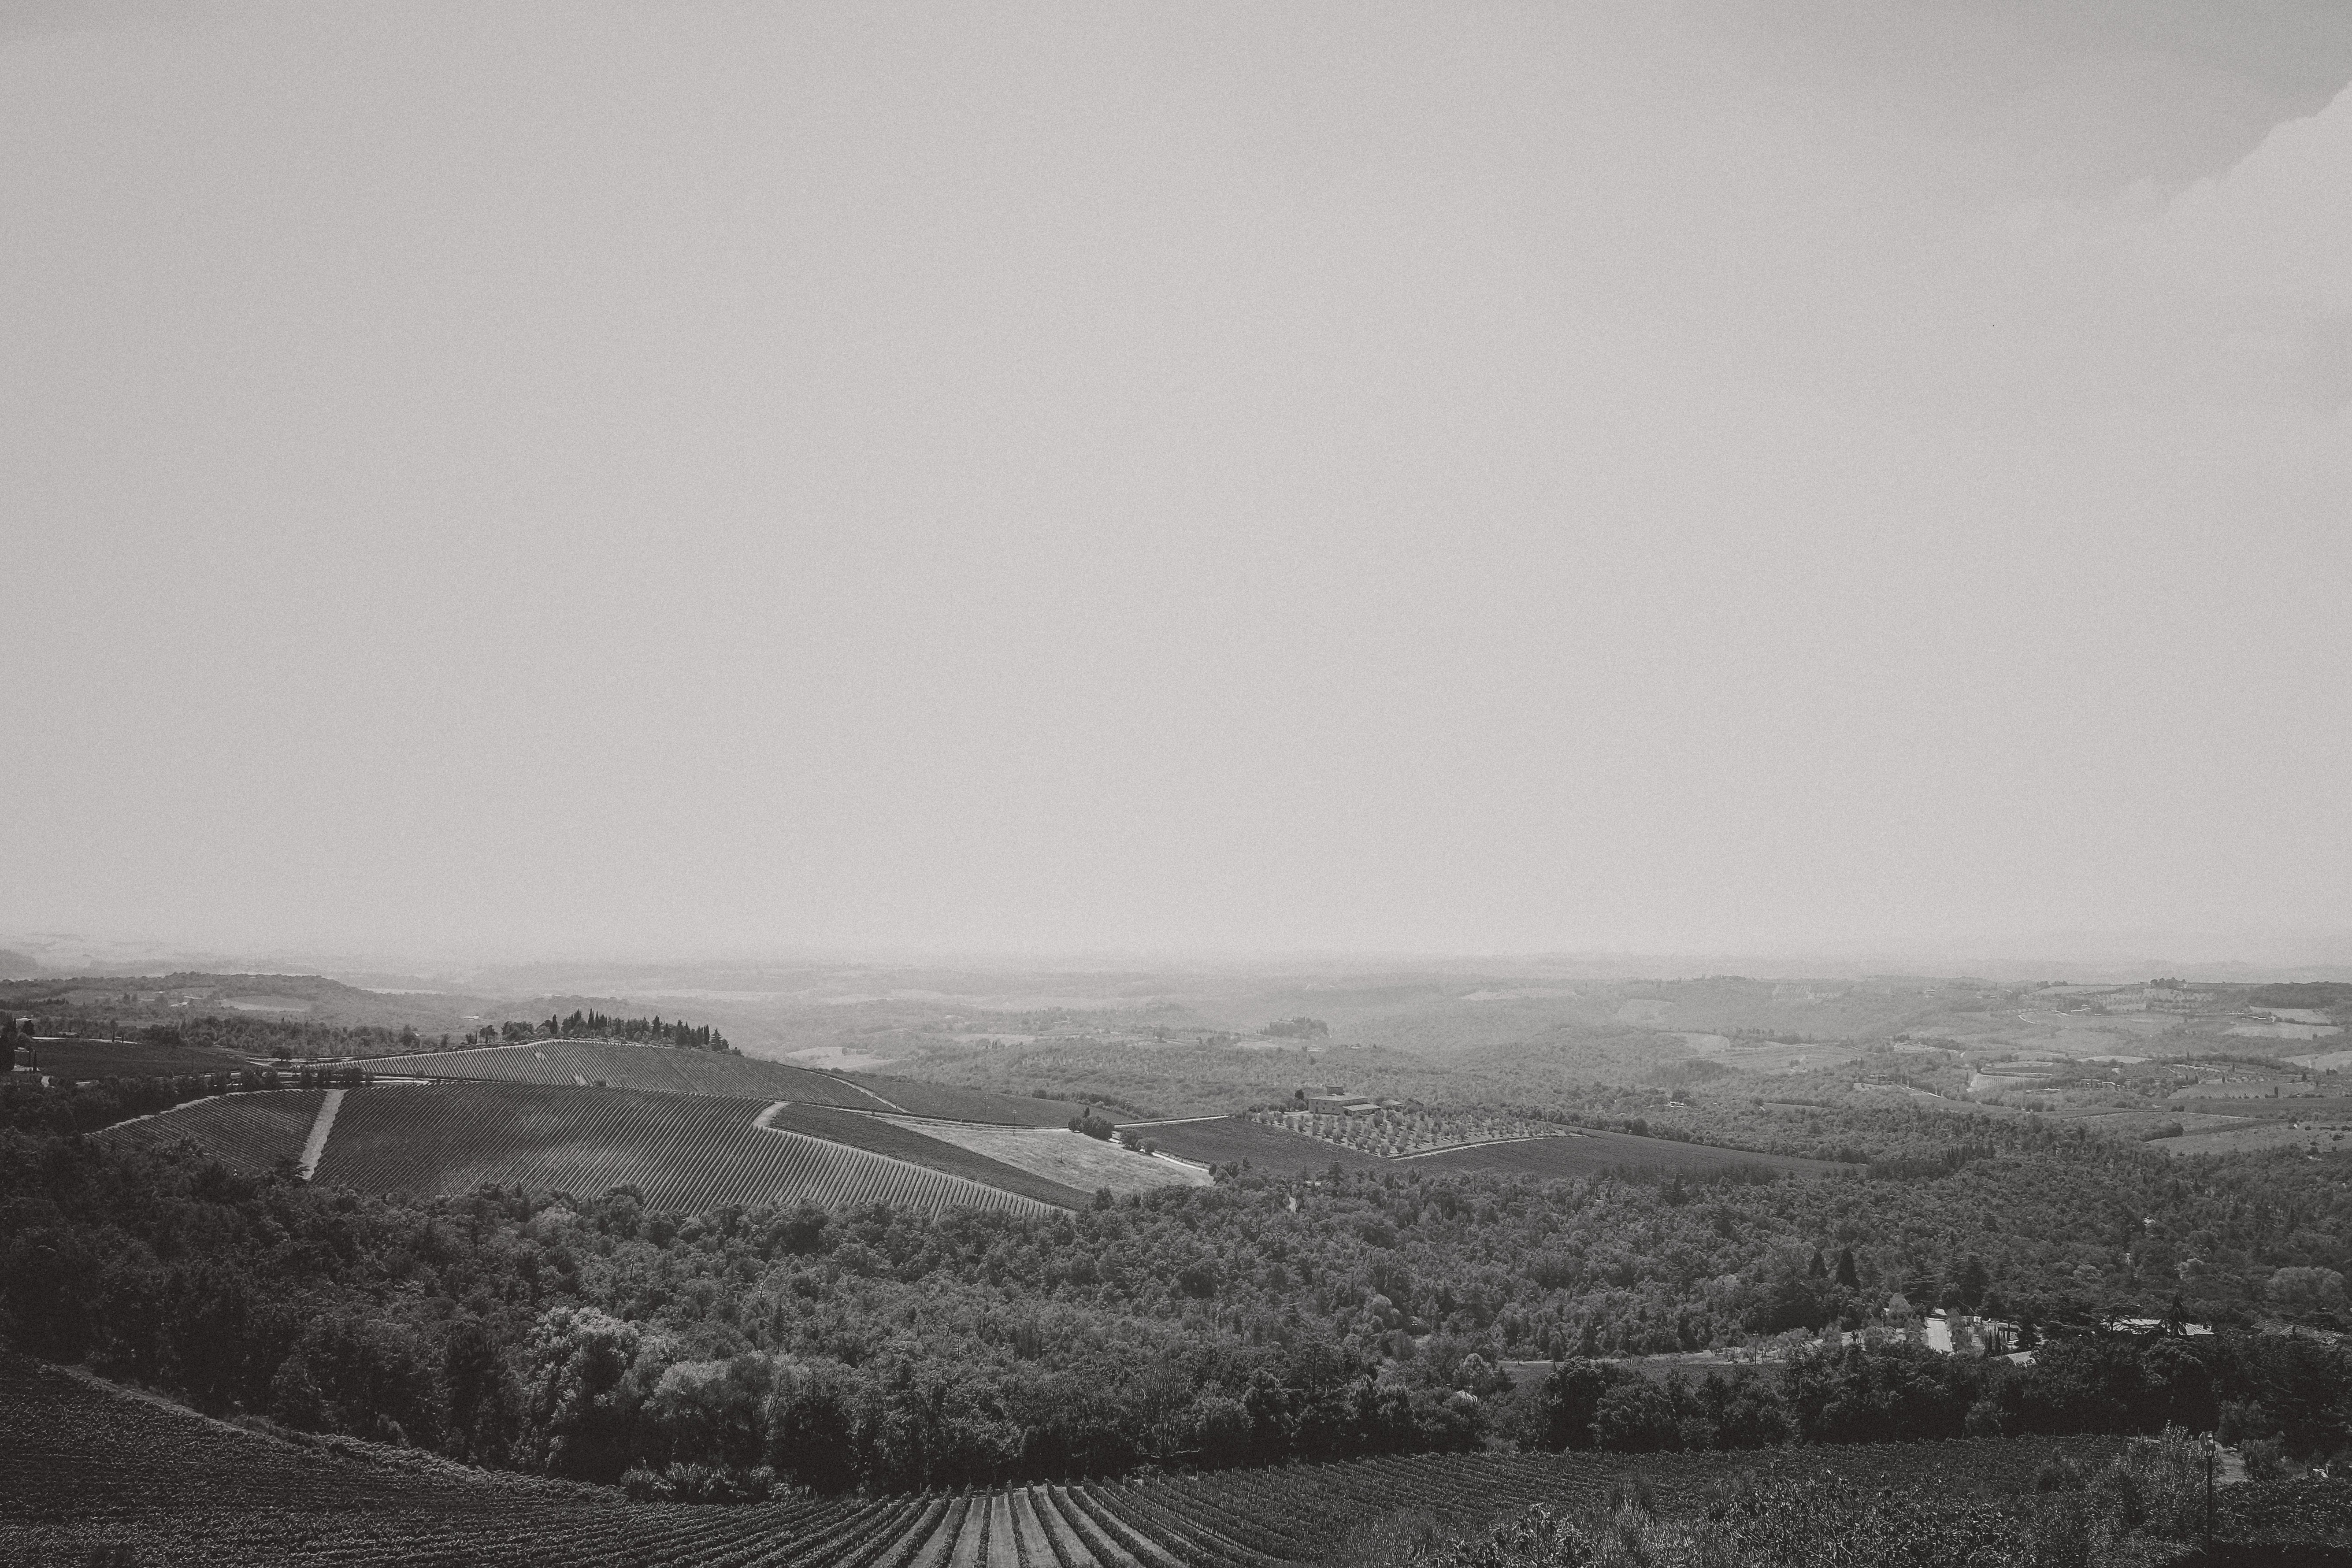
[6,2,2350,964]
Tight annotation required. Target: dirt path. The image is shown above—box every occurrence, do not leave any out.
[299,1087,345,1179]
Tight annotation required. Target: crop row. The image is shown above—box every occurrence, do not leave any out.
[0,1354,592,1519]
[835,1076,1089,1128]
[345,1041,898,1111]
[1252,1108,1567,1160]
[8,1453,2144,1568]
[1410,1127,1848,1179]
[306,1084,1061,1216]
[5,1352,2130,1567]
[760,1102,1091,1209]
[101,1089,326,1174]
[1127,1117,1389,1178]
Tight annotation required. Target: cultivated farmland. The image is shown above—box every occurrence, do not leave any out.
[1409,1127,1851,1180]
[1250,1105,1568,1159]
[15,1035,250,1079]
[306,1084,1068,1215]
[348,1040,901,1109]
[1129,1115,1390,1176]
[1126,1114,1849,1182]
[0,1354,2130,1568]
[839,1073,1091,1126]
[758,1101,1093,1208]
[878,1116,1212,1196]
[352,1039,1094,1125]
[103,1088,326,1173]
[0,1353,601,1518]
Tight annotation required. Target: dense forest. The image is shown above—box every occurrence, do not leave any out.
[4,1011,419,1061]
[4,1115,2347,1498]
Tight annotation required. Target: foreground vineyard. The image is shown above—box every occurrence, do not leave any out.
[4,1353,2129,1568]
[306,1084,1068,1216]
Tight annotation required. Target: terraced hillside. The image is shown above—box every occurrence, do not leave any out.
[306,1084,1077,1214]
[2,1355,2127,1567]
[102,1088,326,1172]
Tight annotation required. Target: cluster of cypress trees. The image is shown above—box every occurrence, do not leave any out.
[484,1011,734,1053]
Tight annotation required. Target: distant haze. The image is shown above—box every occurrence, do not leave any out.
[5,3,2349,963]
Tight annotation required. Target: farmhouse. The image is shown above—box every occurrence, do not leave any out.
[1303,1091,1379,1116]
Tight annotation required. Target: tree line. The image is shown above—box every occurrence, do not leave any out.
[465,1010,733,1053]
[4,1119,2348,1497]
[0,1066,368,1137]
[1500,1331,2340,1459]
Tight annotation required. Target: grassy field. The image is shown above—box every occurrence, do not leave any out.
[0,1353,2135,1568]
[877,1116,1211,1196]
[302,1083,1068,1215]
[839,1073,1092,1125]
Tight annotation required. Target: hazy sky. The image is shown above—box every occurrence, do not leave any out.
[7,2,2350,962]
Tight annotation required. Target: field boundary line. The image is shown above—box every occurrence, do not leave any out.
[96,1091,237,1133]
[1389,1132,1573,1161]
[752,1110,1065,1216]
[299,1087,346,1178]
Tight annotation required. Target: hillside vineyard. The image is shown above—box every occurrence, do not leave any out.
[13,973,2352,1565]
[288,1085,1073,1217]
[1,1353,2130,1568]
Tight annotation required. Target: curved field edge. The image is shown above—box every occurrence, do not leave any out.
[870,1114,1209,1197]
[342,1040,903,1110]
[346,1039,1090,1126]
[1,1359,2136,1568]
[303,1083,1073,1215]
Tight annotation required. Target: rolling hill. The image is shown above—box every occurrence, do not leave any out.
[1406,1127,1851,1180]
[0,1351,2133,1568]
[103,1090,326,1171]
[304,1083,1082,1215]
[352,1039,900,1107]
[1134,1112,1852,1181]
[352,1039,1089,1125]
